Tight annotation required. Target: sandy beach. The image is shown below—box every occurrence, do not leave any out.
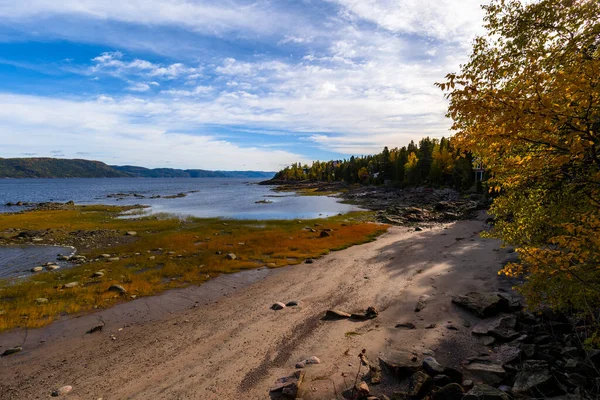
[0,212,516,399]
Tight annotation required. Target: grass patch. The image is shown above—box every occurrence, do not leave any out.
[0,206,387,332]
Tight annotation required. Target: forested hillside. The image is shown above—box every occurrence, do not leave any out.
[0,158,274,179]
[273,136,478,190]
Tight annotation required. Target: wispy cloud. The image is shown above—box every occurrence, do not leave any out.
[0,0,490,167]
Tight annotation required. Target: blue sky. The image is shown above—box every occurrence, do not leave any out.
[0,0,487,170]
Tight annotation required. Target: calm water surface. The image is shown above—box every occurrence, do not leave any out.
[0,179,361,277]
[0,178,360,219]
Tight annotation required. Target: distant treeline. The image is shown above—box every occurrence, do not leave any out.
[0,158,275,179]
[273,137,478,190]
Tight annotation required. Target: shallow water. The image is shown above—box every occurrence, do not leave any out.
[0,178,359,220]
[0,245,74,280]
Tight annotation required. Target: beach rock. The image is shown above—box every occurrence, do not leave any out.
[92,271,104,278]
[432,383,464,400]
[379,353,420,380]
[319,230,331,238]
[271,302,286,310]
[433,374,451,387]
[286,301,300,307]
[46,265,60,270]
[63,282,79,289]
[35,298,49,304]
[446,323,459,331]
[463,384,510,400]
[31,266,43,272]
[491,344,522,364]
[422,356,445,376]
[351,306,379,320]
[443,367,463,384]
[355,381,370,396]
[305,258,314,264]
[125,231,137,236]
[395,371,433,399]
[512,360,560,397]
[452,292,509,317]
[395,322,416,330]
[415,227,423,231]
[481,336,496,346]
[464,361,506,384]
[270,371,304,398]
[51,385,72,397]
[306,356,321,365]
[414,294,429,312]
[324,309,351,320]
[370,365,382,384]
[107,257,120,262]
[225,253,237,260]
[1,346,22,357]
[107,284,127,295]
[472,314,518,340]
[295,361,305,369]
[99,254,111,258]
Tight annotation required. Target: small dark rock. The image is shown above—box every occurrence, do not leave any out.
[464,384,510,400]
[395,322,416,330]
[1,346,22,357]
[432,383,464,400]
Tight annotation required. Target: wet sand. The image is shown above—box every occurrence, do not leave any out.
[0,213,516,399]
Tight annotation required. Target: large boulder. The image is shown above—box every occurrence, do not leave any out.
[394,371,432,399]
[512,360,562,397]
[463,384,510,400]
[472,314,519,340]
[464,360,506,385]
[422,357,445,376]
[379,352,421,380]
[452,292,509,317]
[431,383,464,400]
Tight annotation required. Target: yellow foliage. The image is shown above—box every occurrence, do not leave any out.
[440,0,600,317]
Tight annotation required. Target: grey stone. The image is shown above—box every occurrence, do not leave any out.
[452,292,509,317]
[432,383,464,400]
[395,322,416,329]
[225,253,237,260]
[63,282,79,288]
[271,302,286,310]
[513,360,561,397]
[107,284,127,295]
[463,384,510,400]
[125,231,137,236]
[395,371,432,399]
[379,352,421,380]
[51,385,73,397]
[324,309,351,319]
[423,356,445,376]
[464,361,506,384]
[1,346,22,357]
[415,294,429,312]
[472,314,519,340]
[31,266,43,272]
[491,344,522,364]
[92,271,104,278]
[35,298,49,304]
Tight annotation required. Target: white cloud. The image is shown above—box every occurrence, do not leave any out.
[0,93,307,170]
[126,83,151,92]
[331,0,487,44]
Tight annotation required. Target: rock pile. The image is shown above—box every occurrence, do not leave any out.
[336,292,598,399]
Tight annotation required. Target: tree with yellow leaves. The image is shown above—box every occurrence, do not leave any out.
[439,0,600,324]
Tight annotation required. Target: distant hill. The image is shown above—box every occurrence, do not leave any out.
[111,165,275,179]
[0,158,275,179]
